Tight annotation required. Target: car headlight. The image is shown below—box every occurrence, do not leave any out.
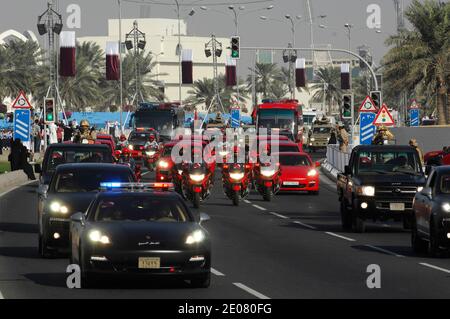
[230,172,245,180]
[190,174,205,182]
[442,203,450,212]
[357,186,375,197]
[310,138,315,142]
[158,160,169,168]
[260,168,275,177]
[50,202,69,214]
[417,186,423,192]
[146,151,156,156]
[307,169,318,177]
[186,230,205,244]
[128,145,134,150]
[89,230,111,244]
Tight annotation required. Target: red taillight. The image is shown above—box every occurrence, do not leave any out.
[232,185,241,191]
[193,186,202,193]
[264,181,273,187]
[169,267,175,273]
[223,164,229,169]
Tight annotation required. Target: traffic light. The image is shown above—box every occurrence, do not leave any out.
[44,98,55,123]
[370,91,382,109]
[231,36,240,59]
[342,94,353,119]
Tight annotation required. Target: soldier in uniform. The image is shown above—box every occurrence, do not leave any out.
[372,125,395,145]
[73,119,97,144]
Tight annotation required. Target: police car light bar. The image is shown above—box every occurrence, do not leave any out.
[99,182,174,191]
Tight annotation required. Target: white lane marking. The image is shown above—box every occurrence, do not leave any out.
[142,171,151,176]
[419,263,450,274]
[325,232,356,242]
[292,221,317,230]
[382,224,391,228]
[269,212,288,219]
[252,204,266,211]
[0,290,4,299]
[0,180,36,198]
[364,245,404,258]
[211,268,225,276]
[243,199,251,204]
[233,283,270,299]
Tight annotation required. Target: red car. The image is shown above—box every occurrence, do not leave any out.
[269,141,303,154]
[276,152,320,194]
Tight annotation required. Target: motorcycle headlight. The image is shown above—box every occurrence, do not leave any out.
[128,145,134,150]
[307,169,318,177]
[310,138,315,142]
[260,168,275,177]
[185,230,205,244]
[146,151,156,156]
[230,172,245,180]
[158,160,169,168]
[178,170,183,175]
[89,230,111,244]
[442,203,450,213]
[49,202,69,214]
[190,173,205,182]
[357,186,375,197]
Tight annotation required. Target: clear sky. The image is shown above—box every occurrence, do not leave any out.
[1,0,423,70]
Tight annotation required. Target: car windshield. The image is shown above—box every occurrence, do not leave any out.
[279,155,311,166]
[129,133,150,143]
[46,148,111,172]
[277,145,299,153]
[258,109,295,131]
[303,114,315,126]
[53,170,134,193]
[440,174,450,194]
[356,151,421,174]
[93,196,191,222]
[313,127,331,134]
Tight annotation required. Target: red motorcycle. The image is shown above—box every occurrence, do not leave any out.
[181,162,214,208]
[222,163,252,206]
[144,145,161,171]
[253,162,281,201]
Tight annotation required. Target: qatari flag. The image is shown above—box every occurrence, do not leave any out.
[59,31,76,77]
[295,58,306,87]
[341,63,351,90]
[106,42,120,81]
[225,56,237,87]
[181,49,193,84]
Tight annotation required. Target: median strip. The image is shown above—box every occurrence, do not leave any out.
[419,262,450,274]
[364,244,404,258]
[233,283,270,299]
[252,204,266,211]
[324,232,356,242]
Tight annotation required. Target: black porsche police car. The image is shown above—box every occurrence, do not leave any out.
[69,182,211,288]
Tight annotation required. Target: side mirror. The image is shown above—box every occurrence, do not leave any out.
[315,161,321,167]
[34,164,42,174]
[199,212,210,224]
[37,184,48,196]
[71,212,85,224]
[421,187,432,199]
[344,165,351,175]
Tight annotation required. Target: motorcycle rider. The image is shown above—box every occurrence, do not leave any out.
[117,134,128,150]
[144,133,159,149]
[73,119,97,144]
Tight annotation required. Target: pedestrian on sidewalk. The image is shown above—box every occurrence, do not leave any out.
[32,119,41,153]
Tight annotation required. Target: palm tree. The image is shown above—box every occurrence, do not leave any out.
[310,67,343,114]
[185,75,248,113]
[382,0,450,124]
[247,63,284,99]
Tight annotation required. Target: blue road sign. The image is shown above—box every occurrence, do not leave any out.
[410,109,419,127]
[359,112,376,145]
[14,109,31,142]
[231,108,240,128]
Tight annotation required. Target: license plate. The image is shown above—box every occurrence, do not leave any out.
[283,181,299,186]
[138,257,160,269]
[390,203,405,211]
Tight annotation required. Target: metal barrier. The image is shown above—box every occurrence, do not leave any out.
[326,144,353,173]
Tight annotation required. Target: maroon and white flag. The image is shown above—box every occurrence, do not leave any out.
[340,63,351,90]
[106,42,120,81]
[181,49,193,84]
[225,56,237,87]
[295,58,306,87]
[59,31,76,77]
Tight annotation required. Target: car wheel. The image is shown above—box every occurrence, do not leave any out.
[411,217,428,254]
[340,200,352,231]
[190,272,211,288]
[429,221,442,258]
[351,204,365,233]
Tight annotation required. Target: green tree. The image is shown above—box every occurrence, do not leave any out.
[247,63,284,99]
[382,0,450,124]
[310,67,343,114]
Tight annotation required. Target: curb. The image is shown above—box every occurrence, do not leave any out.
[320,160,338,182]
[0,171,38,197]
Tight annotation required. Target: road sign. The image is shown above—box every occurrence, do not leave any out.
[13,109,31,142]
[11,91,32,109]
[410,99,419,109]
[231,108,240,128]
[359,95,378,113]
[409,108,419,127]
[373,103,395,126]
[359,112,376,145]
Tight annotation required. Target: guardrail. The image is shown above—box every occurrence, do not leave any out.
[326,144,353,173]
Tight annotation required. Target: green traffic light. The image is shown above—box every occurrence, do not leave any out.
[47,114,53,121]
[232,51,239,58]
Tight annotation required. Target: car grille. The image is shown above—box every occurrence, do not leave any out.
[374,186,417,209]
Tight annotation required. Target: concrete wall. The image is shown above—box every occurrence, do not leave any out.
[391,126,450,153]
